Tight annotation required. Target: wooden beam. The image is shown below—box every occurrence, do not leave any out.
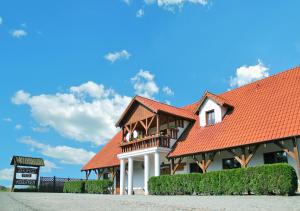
[245,145,260,165]
[148,115,155,129]
[274,142,297,160]
[125,125,130,133]
[171,157,182,175]
[193,153,215,173]
[86,170,91,180]
[227,145,260,168]
[132,122,138,132]
[156,114,160,135]
[275,138,300,177]
[227,149,244,166]
[139,120,147,131]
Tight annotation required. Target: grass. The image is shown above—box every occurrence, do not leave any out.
[0,185,9,192]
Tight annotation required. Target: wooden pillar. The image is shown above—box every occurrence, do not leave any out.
[170,158,175,175]
[85,170,91,180]
[275,138,300,177]
[171,157,182,175]
[11,164,16,192]
[156,114,160,135]
[35,166,40,190]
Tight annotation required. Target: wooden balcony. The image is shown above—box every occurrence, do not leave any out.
[120,134,171,153]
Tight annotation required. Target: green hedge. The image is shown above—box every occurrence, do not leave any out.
[149,164,298,196]
[85,180,113,194]
[63,181,85,193]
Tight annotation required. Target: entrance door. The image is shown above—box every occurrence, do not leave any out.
[115,170,120,194]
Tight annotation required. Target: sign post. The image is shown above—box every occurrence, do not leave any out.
[10,156,44,192]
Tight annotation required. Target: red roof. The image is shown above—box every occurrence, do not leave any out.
[82,66,300,170]
[81,131,122,171]
[116,95,197,126]
[169,67,300,157]
[195,91,233,112]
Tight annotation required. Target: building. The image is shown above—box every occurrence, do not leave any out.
[82,67,300,195]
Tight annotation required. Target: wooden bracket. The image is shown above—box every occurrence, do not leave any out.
[275,138,300,177]
[171,157,182,175]
[227,145,260,168]
[193,152,215,173]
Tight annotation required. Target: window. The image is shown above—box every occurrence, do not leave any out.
[103,173,110,180]
[189,163,203,173]
[206,110,215,126]
[264,151,288,164]
[222,158,241,169]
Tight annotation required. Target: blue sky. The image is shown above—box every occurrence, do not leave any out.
[1,0,300,187]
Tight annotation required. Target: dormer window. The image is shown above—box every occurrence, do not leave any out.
[206,110,215,126]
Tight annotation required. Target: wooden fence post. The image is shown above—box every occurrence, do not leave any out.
[53,176,56,192]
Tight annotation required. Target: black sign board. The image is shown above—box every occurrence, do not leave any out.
[21,173,32,178]
[10,156,44,192]
[16,167,38,174]
[15,179,36,185]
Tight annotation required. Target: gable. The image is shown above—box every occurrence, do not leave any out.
[121,103,155,126]
[199,98,227,127]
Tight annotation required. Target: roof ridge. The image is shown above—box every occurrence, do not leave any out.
[219,65,300,96]
[136,95,194,113]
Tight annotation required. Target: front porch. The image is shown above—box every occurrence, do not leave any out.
[117,147,171,195]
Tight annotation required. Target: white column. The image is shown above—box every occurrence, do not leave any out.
[144,154,150,195]
[128,157,133,195]
[154,152,160,177]
[120,159,125,195]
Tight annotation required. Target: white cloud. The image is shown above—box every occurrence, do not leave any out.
[162,86,174,96]
[20,136,96,165]
[3,118,12,123]
[11,29,27,38]
[42,160,59,173]
[165,100,171,105]
[0,168,13,180]
[145,0,156,4]
[131,69,159,99]
[123,0,131,5]
[146,0,208,11]
[104,50,131,63]
[15,124,22,130]
[11,90,30,104]
[32,126,49,133]
[0,17,3,25]
[230,60,269,88]
[12,82,131,145]
[136,9,145,18]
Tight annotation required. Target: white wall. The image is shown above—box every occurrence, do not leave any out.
[199,98,227,127]
[171,140,300,178]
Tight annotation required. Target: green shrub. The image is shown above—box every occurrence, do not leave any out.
[85,180,113,194]
[63,181,85,193]
[148,163,298,196]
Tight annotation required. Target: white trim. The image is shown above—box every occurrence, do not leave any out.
[117,147,171,159]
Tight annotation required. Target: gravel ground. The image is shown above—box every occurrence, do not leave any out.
[0,192,299,211]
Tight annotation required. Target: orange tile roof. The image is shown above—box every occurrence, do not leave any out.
[169,66,300,157]
[81,131,122,171]
[135,95,197,120]
[195,91,233,113]
[116,95,197,126]
[82,66,300,170]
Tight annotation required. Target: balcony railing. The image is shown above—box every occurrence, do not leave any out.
[120,134,171,153]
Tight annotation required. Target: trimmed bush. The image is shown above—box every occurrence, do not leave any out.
[85,180,113,194]
[63,181,85,193]
[149,163,298,196]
